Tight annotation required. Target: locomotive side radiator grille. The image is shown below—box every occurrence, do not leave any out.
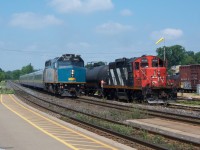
[117,68,124,86]
[119,68,128,86]
[109,67,128,86]
[109,69,116,85]
[113,68,120,85]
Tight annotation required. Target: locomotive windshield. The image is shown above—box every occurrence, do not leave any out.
[152,58,164,67]
[152,59,159,67]
[57,54,84,68]
[58,61,84,68]
[141,58,149,68]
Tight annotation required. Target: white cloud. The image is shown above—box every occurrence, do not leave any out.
[151,28,183,40]
[96,22,133,35]
[10,12,63,29]
[120,9,133,16]
[49,0,114,13]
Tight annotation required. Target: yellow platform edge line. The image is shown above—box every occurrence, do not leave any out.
[1,94,79,150]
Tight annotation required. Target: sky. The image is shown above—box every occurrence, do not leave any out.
[0,0,200,71]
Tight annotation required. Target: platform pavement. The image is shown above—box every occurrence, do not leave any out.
[126,118,200,145]
[0,95,67,150]
[0,94,136,150]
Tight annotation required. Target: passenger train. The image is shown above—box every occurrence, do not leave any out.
[19,54,86,97]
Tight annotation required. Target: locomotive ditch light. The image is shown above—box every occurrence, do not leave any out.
[71,69,75,77]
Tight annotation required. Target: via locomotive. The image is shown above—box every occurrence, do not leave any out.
[85,55,177,103]
[19,54,86,96]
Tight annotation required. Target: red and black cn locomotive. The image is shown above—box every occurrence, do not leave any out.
[85,55,176,103]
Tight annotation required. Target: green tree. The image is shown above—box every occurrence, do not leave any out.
[185,51,195,57]
[21,63,34,75]
[156,45,186,69]
[0,68,5,81]
[182,52,196,64]
[194,52,200,64]
[183,56,196,64]
[12,70,21,80]
[5,71,12,80]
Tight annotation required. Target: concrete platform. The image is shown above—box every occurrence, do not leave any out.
[0,94,135,150]
[126,118,200,145]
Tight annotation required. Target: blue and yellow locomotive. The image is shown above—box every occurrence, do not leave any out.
[20,54,86,97]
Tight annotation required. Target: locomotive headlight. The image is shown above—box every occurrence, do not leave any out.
[71,69,75,77]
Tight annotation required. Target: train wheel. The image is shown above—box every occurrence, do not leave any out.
[106,89,115,100]
[114,92,119,101]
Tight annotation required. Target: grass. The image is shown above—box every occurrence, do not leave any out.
[130,107,149,119]
[0,81,14,94]
[177,100,200,106]
[75,113,134,136]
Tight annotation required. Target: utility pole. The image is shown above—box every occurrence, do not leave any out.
[163,39,166,61]
[155,37,165,61]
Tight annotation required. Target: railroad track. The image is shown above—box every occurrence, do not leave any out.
[8,81,170,150]
[9,82,200,126]
[168,103,200,112]
[8,81,199,149]
[8,81,200,148]
[74,96,200,126]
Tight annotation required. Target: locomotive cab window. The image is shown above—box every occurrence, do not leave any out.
[45,61,51,68]
[73,61,84,67]
[152,59,158,67]
[135,62,139,70]
[58,60,84,68]
[141,58,148,68]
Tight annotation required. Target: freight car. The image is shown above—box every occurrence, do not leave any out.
[85,55,177,103]
[19,54,86,97]
[85,62,108,96]
[171,64,200,92]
